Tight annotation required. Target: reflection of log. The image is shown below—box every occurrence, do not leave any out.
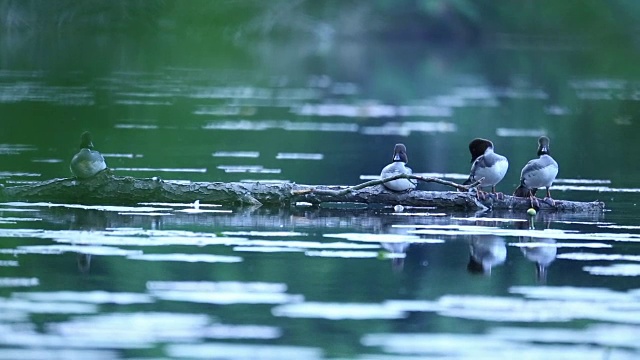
[34,206,605,233]
[0,171,605,212]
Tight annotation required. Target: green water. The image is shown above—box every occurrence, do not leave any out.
[1,3,640,359]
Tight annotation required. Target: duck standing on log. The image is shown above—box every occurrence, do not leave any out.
[462,138,509,199]
[513,136,559,206]
[70,131,107,179]
[380,143,417,191]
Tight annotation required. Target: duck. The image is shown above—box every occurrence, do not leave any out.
[467,235,507,276]
[520,237,557,284]
[380,143,417,192]
[513,136,559,206]
[462,138,509,199]
[70,131,107,179]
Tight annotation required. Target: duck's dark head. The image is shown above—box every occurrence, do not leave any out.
[468,138,493,163]
[537,136,550,156]
[79,131,94,149]
[392,143,409,163]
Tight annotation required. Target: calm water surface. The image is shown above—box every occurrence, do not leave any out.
[1,36,640,359]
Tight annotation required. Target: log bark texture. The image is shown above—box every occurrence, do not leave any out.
[0,171,605,212]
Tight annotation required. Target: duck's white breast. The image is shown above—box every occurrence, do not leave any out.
[380,162,416,191]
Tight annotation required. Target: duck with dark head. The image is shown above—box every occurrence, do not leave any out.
[462,138,509,199]
[70,131,107,179]
[380,143,417,192]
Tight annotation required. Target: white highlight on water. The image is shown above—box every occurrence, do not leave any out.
[113,167,207,173]
[212,151,260,158]
[554,178,612,184]
[275,153,324,160]
[167,343,323,360]
[114,124,160,130]
[554,185,640,193]
[496,128,546,137]
[216,165,281,174]
[0,277,39,287]
[324,232,442,244]
[583,264,640,276]
[31,159,63,163]
[102,153,144,159]
[272,302,406,320]
[128,253,242,263]
[557,253,640,262]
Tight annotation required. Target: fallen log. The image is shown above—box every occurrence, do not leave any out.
[0,170,605,212]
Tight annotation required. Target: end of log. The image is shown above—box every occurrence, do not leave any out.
[480,195,606,212]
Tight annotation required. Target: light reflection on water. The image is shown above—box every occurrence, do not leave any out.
[583,264,640,276]
[212,151,261,158]
[216,165,281,174]
[114,124,160,130]
[1,53,640,359]
[275,152,324,160]
[496,128,547,137]
[0,203,640,358]
[0,201,638,357]
[113,167,208,173]
[555,185,640,193]
[362,330,639,359]
[0,171,40,178]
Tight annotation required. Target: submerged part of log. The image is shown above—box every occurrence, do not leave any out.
[0,171,605,212]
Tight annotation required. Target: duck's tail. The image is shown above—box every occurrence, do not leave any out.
[513,184,530,198]
[460,175,473,192]
[467,255,485,275]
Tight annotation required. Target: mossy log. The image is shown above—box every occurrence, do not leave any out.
[0,171,605,212]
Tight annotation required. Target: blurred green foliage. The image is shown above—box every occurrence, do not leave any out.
[1,0,640,187]
[2,0,640,45]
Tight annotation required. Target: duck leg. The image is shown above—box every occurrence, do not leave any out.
[470,182,486,200]
[543,187,556,206]
[491,186,505,200]
[527,189,540,209]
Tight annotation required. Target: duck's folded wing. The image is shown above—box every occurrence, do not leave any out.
[406,166,417,185]
[522,157,555,177]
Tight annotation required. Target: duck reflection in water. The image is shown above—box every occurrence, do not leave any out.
[380,242,410,272]
[520,238,557,284]
[68,208,110,274]
[515,217,557,283]
[376,212,425,273]
[467,235,507,276]
[77,253,92,273]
